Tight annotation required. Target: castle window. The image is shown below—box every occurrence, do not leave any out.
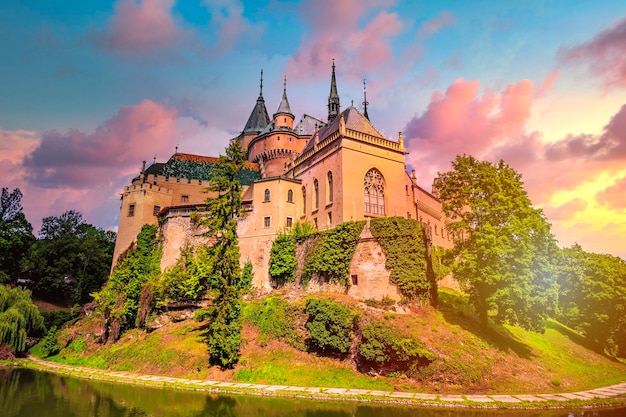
[181,195,189,203]
[327,171,333,204]
[287,189,293,203]
[435,225,438,235]
[302,187,306,215]
[405,185,409,196]
[153,205,160,216]
[351,275,358,285]
[264,189,270,202]
[313,218,318,228]
[263,216,271,228]
[313,179,319,210]
[128,204,135,217]
[286,217,294,228]
[327,212,332,226]
[364,168,385,215]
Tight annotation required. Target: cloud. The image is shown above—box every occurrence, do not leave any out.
[417,11,456,39]
[202,0,263,54]
[91,0,191,56]
[535,70,560,98]
[596,176,626,211]
[285,0,401,81]
[0,129,39,184]
[559,16,626,88]
[542,198,588,221]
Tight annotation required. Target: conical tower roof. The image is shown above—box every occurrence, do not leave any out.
[328,60,340,122]
[274,76,293,117]
[243,70,271,133]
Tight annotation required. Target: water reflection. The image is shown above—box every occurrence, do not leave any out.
[0,368,623,417]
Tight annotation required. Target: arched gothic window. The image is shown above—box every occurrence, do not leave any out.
[327,171,333,204]
[314,179,319,210]
[302,187,306,215]
[264,189,270,202]
[364,168,385,215]
[287,189,293,203]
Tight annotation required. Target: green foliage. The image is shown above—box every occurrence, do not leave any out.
[0,284,45,353]
[268,232,297,284]
[41,309,79,330]
[370,217,430,301]
[154,245,206,306]
[198,138,247,368]
[358,319,435,374]
[431,245,452,280]
[305,298,361,356]
[161,156,260,185]
[244,297,304,349]
[239,261,253,293]
[437,155,558,330]
[25,210,115,304]
[39,325,61,357]
[0,188,34,285]
[302,221,365,286]
[557,244,626,357]
[93,224,161,342]
[362,296,396,310]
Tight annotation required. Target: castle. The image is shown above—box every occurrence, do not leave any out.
[112,64,453,299]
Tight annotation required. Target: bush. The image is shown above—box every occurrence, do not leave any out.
[244,297,304,350]
[268,233,297,284]
[42,309,79,330]
[358,320,435,374]
[305,298,361,356]
[39,326,61,357]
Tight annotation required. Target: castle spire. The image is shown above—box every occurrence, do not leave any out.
[328,59,340,123]
[362,78,369,120]
[243,69,270,133]
[274,74,293,117]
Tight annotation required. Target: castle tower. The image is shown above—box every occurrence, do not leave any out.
[241,69,271,152]
[328,60,340,123]
[273,76,294,129]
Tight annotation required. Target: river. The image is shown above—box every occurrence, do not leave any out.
[1,368,624,417]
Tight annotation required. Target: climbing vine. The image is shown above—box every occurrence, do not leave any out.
[370,217,429,301]
[302,221,365,286]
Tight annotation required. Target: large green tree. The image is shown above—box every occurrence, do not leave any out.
[437,155,558,330]
[26,210,116,304]
[558,244,626,357]
[0,188,34,284]
[0,284,45,353]
[200,137,249,368]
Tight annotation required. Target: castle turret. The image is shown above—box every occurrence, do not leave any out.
[241,69,271,152]
[328,60,340,123]
[273,76,294,129]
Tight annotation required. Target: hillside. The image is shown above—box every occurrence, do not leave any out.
[32,287,626,395]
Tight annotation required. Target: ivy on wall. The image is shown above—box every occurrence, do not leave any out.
[160,159,260,185]
[302,221,365,286]
[369,217,429,301]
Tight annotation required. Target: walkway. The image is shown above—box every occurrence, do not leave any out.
[23,355,626,408]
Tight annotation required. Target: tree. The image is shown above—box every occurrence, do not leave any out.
[436,155,558,330]
[0,188,34,284]
[26,210,115,304]
[200,137,248,368]
[0,284,45,353]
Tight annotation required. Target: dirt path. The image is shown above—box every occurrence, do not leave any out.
[22,355,626,409]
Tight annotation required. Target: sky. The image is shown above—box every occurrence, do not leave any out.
[1,0,625,258]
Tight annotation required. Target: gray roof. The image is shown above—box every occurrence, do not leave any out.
[294,114,324,136]
[243,95,270,133]
[302,105,386,153]
[274,88,293,116]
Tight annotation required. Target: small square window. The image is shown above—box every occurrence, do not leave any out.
[153,205,160,216]
[351,275,358,285]
[181,195,189,203]
[286,217,294,228]
[128,204,135,217]
[263,216,271,228]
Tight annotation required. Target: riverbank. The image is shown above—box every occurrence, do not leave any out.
[17,356,626,410]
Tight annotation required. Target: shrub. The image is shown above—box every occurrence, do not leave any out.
[358,320,435,374]
[244,297,304,350]
[39,325,61,357]
[305,298,361,356]
[268,233,296,284]
[42,309,79,330]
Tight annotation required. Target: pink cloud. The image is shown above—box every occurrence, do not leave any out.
[417,11,456,39]
[542,198,588,221]
[92,0,190,56]
[596,177,626,211]
[285,0,401,81]
[535,70,560,98]
[560,16,626,88]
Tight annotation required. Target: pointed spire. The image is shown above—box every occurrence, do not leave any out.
[243,69,270,133]
[362,78,370,120]
[274,74,293,116]
[328,59,340,123]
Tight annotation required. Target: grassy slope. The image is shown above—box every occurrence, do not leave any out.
[36,288,626,395]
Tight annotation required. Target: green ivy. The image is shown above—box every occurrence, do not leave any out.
[370,217,429,301]
[268,232,297,284]
[431,245,452,280]
[244,297,305,350]
[302,221,365,286]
